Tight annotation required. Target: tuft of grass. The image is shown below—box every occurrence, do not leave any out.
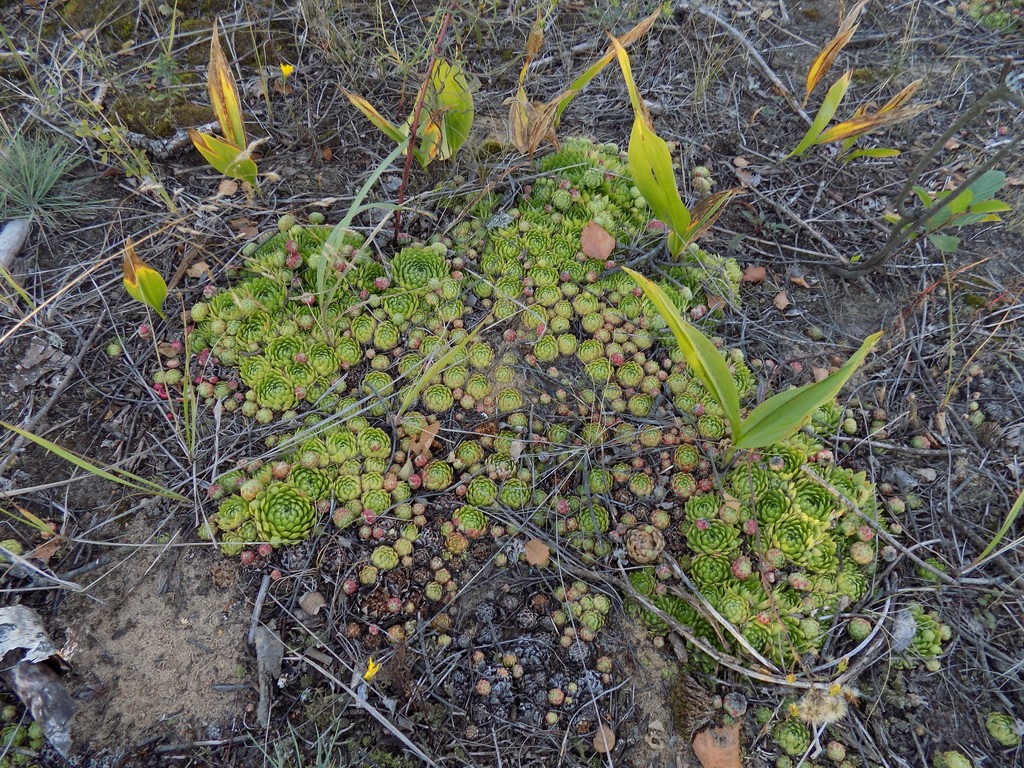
[0,126,95,228]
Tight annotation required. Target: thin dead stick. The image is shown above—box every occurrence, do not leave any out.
[0,317,104,477]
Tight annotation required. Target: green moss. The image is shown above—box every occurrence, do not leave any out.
[110,91,214,138]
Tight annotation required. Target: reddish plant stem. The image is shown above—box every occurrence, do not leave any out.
[394,0,459,242]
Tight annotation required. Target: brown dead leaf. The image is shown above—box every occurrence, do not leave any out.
[580,221,615,261]
[734,168,760,188]
[409,421,441,458]
[321,145,333,162]
[812,367,830,383]
[299,591,327,616]
[524,538,551,567]
[186,261,212,280]
[217,179,239,197]
[773,291,792,311]
[789,274,811,289]
[706,295,726,313]
[741,265,766,284]
[28,537,63,566]
[732,156,750,168]
[720,492,741,515]
[692,720,741,768]
[593,723,616,754]
[943,138,962,152]
[229,217,259,240]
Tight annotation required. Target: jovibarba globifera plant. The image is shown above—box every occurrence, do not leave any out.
[175,136,889,675]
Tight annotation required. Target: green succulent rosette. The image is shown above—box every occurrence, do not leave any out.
[577,504,611,534]
[265,335,306,367]
[370,544,400,571]
[422,460,454,492]
[790,478,837,522]
[254,371,296,411]
[307,343,340,377]
[499,478,531,510]
[685,519,740,556]
[335,336,363,367]
[453,505,488,539]
[466,476,498,506]
[768,513,829,566]
[690,553,733,588]
[391,246,448,290]
[362,489,391,515]
[684,493,720,524]
[752,487,792,526]
[286,466,332,501]
[325,430,359,463]
[357,427,391,459]
[774,719,811,756]
[253,483,316,547]
[216,495,250,532]
[423,384,455,413]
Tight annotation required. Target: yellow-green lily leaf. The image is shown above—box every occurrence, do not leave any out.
[786,71,852,159]
[122,238,168,320]
[430,59,474,160]
[341,88,409,145]
[733,331,883,450]
[624,267,741,435]
[207,18,247,150]
[188,130,259,188]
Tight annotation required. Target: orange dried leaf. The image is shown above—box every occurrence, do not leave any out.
[593,723,616,753]
[524,538,550,567]
[741,265,767,284]
[773,291,792,310]
[790,274,811,288]
[815,101,935,144]
[878,78,923,113]
[692,721,741,768]
[580,221,616,260]
[804,0,869,104]
[409,421,441,458]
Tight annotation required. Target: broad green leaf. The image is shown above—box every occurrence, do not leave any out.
[967,199,1011,214]
[207,19,247,149]
[188,130,258,188]
[400,312,492,415]
[844,147,900,162]
[965,170,1006,202]
[972,486,1024,565]
[611,37,692,244]
[927,234,960,253]
[945,188,974,216]
[912,185,934,208]
[623,267,740,435]
[786,71,852,159]
[0,420,189,501]
[733,331,883,450]
[122,238,168,319]
[430,59,474,160]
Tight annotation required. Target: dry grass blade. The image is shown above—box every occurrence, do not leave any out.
[804,0,869,105]
[879,78,924,113]
[685,188,741,244]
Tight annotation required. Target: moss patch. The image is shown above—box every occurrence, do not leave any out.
[110,90,214,138]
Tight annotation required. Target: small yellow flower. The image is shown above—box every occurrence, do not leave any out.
[280,63,294,81]
[363,657,381,682]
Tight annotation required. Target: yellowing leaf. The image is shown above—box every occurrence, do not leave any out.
[787,71,852,158]
[815,101,935,144]
[122,238,168,319]
[428,59,474,161]
[624,267,741,435]
[189,129,259,188]
[684,188,740,245]
[341,88,408,145]
[804,0,869,104]
[878,78,923,113]
[208,19,246,149]
[733,331,883,450]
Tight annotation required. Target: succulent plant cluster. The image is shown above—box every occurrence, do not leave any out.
[968,0,1024,32]
[0,701,44,768]
[180,137,887,677]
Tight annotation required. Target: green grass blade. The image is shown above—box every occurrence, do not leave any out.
[623,268,740,435]
[972,487,1023,565]
[786,71,852,159]
[399,311,493,415]
[0,420,189,501]
[733,331,882,450]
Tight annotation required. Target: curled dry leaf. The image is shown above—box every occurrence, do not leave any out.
[186,261,213,280]
[741,265,766,284]
[217,178,239,196]
[812,367,830,383]
[523,538,550,567]
[299,591,327,615]
[593,723,616,753]
[692,720,741,768]
[409,420,441,458]
[773,291,792,311]
[789,274,811,289]
[580,221,616,260]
